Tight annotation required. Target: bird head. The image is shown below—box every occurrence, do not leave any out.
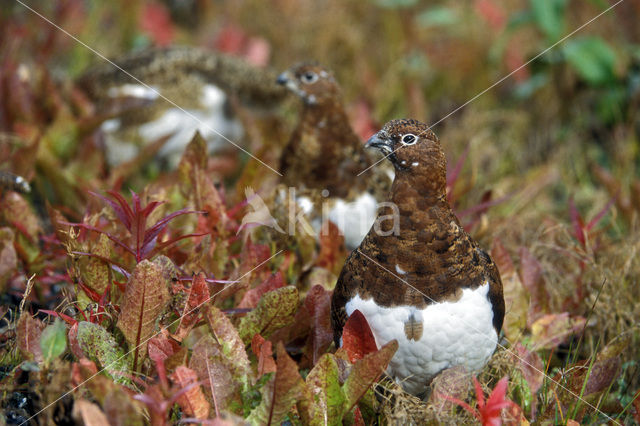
[276,63,340,105]
[366,119,446,196]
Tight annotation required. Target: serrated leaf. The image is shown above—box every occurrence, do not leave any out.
[564,37,616,86]
[343,340,398,412]
[238,286,299,344]
[247,342,305,425]
[76,321,131,382]
[116,258,170,370]
[303,354,346,425]
[40,319,67,364]
[205,305,252,384]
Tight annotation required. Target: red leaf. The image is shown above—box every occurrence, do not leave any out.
[316,222,347,272]
[238,272,286,309]
[518,247,549,324]
[342,310,378,363]
[251,334,276,376]
[568,197,586,247]
[16,314,44,363]
[173,272,211,341]
[139,2,175,46]
[170,366,211,419]
[148,333,181,365]
[304,285,333,365]
[349,100,378,142]
[474,0,506,30]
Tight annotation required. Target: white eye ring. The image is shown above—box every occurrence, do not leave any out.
[301,72,318,84]
[401,134,417,145]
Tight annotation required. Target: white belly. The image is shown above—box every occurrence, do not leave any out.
[344,282,497,395]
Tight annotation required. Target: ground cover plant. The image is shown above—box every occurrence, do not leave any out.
[1,0,639,424]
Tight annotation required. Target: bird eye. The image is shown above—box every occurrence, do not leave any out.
[301,72,318,84]
[401,134,417,145]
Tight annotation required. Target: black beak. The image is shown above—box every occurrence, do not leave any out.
[365,132,393,154]
[276,72,289,85]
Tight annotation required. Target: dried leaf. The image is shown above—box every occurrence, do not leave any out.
[491,238,528,339]
[170,366,211,419]
[518,247,549,325]
[0,227,17,291]
[205,305,252,383]
[78,233,111,297]
[16,313,44,363]
[117,258,170,370]
[303,353,346,425]
[512,343,543,395]
[251,334,277,377]
[238,286,299,344]
[189,335,241,412]
[530,313,585,350]
[428,365,472,414]
[342,310,378,363]
[343,340,398,412]
[1,192,42,239]
[316,221,347,274]
[72,399,111,426]
[247,342,305,425]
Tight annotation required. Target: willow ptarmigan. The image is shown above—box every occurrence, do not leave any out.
[276,63,392,249]
[330,119,505,396]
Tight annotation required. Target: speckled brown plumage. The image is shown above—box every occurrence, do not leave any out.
[331,118,504,345]
[277,63,384,199]
[78,46,287,109]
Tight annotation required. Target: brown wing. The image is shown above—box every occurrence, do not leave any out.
[476,246,505,332]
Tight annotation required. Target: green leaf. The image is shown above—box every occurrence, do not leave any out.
[343,340,398,412]
[238,286,299,344]
[247,342,305,425]
[205,305,252,386]
[416,7,458,28]
[564,37,617,86]
[40,319,67,364]
[302,354,346,425]
[373,0,418,9]
[76,321,131,383]
[530,0,566,42]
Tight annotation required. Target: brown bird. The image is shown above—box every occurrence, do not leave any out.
[276,63,392,249]
[331,119,504,396]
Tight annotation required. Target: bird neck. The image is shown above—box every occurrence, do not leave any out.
[390,153,448,212]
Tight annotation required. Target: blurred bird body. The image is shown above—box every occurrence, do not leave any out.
[277,63,392,249]
[331,119,504,396]
[79,47,287,168]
